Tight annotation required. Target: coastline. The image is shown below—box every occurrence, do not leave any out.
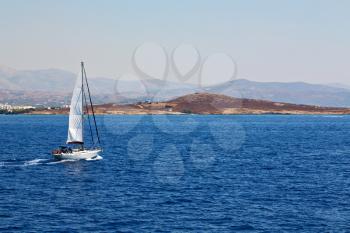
[4,93,350,116]
[21,111,350,116]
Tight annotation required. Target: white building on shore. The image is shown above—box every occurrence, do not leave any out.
[0,103,35,111]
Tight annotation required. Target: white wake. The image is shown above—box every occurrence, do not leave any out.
[1,156,103,167]
[24,158,50,166]
[85,155,103,161]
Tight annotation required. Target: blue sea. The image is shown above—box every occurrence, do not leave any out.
[1,115,350,232]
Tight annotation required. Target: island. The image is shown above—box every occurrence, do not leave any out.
[22,93,350,115]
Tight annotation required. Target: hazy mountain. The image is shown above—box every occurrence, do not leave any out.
[0,68,113,94]
[1,66,350,107]
[327,83,350,90]
[0,66,197,105]
[0,65,19,90]
[208,79,350,107]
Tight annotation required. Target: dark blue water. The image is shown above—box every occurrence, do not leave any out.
[1,115,350,232]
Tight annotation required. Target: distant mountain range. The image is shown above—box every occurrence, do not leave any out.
[1,65,350,107]
[207,79,350,107]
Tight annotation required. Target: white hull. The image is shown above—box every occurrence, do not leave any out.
[53,149,101,160]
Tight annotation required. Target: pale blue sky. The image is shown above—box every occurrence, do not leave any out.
[0,0,349,84]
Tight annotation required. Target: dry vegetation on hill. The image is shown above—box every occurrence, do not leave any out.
[29,93,350,115]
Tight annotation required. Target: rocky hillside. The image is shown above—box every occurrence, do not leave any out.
[30,93,350,115]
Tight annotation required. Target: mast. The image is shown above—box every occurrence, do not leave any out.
[82,63,101,146]
[81,62,84,148]
[81,62,94,146]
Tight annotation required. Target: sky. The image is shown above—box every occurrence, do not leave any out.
[0,0,349,85]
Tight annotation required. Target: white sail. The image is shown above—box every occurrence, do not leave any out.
[67,69,84,144]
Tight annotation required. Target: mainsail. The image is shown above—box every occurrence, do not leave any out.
[67,69,84,144]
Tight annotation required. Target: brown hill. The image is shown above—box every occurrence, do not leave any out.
[30,93,350,115]
[167,93,350,114]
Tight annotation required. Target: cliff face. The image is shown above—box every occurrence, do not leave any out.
[29,93,350,115]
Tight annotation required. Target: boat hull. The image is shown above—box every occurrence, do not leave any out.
[53,149,101,160]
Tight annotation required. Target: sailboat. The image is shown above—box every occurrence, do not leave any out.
[52,62,102,160]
